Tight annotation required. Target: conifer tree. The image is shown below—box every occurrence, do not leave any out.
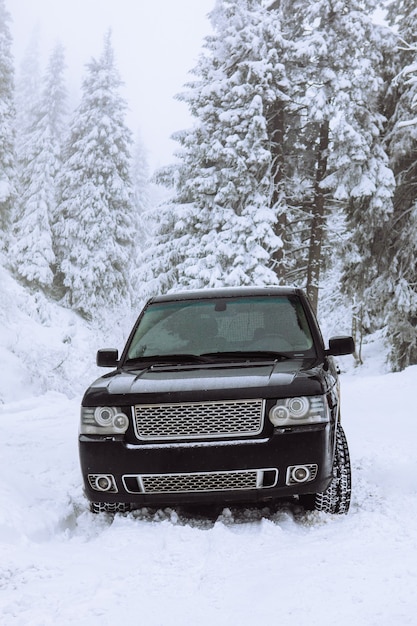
[273,0,395,313]
[376,1,417,369]
[130,131,151,305]
[14,28,41,161]
[141,0,289,295]
[10,43,67,289]
[131,131,150,243]
[0,0,16,240]
[54,32,136,317]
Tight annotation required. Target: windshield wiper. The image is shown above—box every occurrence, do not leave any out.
[201,351,291,361]
[123,351,293,370]
[124,354,214,366]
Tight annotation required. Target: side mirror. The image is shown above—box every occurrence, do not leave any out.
[96,348,119,367]
[326,336,355,356]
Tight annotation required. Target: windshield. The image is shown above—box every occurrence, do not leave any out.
[125,295,316,361]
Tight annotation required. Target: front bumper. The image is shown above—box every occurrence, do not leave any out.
[79,423,334,508]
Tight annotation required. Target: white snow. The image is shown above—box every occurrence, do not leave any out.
[1,261,417,625]
[0,178,11,203]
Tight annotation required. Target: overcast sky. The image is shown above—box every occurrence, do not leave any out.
[8,0,215,169]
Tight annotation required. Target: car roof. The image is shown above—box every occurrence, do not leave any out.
[150,286,304,303]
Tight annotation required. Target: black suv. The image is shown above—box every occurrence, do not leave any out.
[79,287,354,515]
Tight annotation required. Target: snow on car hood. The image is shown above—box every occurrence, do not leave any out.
[84,359,327,404]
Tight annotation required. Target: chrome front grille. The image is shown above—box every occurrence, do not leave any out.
[123,468,278,494]
[133,399,265,441]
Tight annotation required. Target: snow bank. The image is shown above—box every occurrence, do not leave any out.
[0,258,135,402]
[1,367,417,625]
[1,264,416,625]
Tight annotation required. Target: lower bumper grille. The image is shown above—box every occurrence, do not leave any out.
[123,468,278,494]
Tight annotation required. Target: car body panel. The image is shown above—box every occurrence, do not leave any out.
[79,287,351,510]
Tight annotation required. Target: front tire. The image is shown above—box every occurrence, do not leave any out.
[300,425,351,514]
[90,502,131,514]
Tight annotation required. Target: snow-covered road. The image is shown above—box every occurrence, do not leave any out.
[1,367,417,625]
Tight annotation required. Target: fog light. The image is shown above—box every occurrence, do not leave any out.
[88,474,118,493]
[286,464,318,485]
[293,466,310,482]
[97,476,112,491]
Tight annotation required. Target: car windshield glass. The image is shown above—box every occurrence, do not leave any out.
[125,295,316,361]
[125,296,315,361]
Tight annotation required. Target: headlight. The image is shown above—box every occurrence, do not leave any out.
[80,406,129,434]
[269,396,328,427]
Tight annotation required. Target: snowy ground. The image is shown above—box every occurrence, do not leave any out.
[1,264,417,625]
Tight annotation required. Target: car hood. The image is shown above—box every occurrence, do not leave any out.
[83,359,335,405]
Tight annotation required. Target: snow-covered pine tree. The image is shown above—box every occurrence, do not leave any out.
[141,0,289,296]
[274,0,396,313]
[10,43,67,289]
[0,0,16,240]
[54,32,136,317]
[131,130,150,244]
[377,1,417,370]
[130,131,151,307]
[14,28,41,163]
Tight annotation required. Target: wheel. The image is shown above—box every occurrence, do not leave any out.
[300,425,351,514]
[90,502,131,514]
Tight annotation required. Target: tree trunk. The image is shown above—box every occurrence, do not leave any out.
[268,102,286,280]
[306,120,329,313]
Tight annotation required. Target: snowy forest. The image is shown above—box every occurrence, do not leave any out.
[1,0,417,372]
